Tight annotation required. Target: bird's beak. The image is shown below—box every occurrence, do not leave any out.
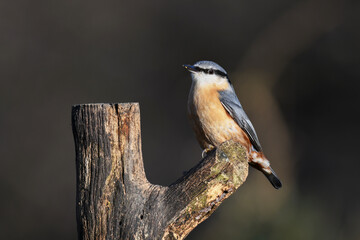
[183,64,197,73]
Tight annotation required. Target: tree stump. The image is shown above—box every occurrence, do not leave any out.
[72,103,249,240]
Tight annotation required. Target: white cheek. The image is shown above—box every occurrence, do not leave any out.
[192,73,226,86]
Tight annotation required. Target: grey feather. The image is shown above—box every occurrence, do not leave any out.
[219,89,263,152]
[194,61,227,74]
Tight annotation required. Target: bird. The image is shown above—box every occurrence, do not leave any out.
[183,60,282,189]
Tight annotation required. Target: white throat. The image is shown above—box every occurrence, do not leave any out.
[191,72,228,86]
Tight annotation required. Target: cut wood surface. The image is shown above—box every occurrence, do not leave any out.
[72,103,249,240]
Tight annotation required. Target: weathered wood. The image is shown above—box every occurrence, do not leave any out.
[72,103,248,240]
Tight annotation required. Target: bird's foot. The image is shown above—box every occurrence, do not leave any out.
[202,147,215,158]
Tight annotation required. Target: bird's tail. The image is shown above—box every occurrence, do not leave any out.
[263,166,282,189]
[249,152,282,189]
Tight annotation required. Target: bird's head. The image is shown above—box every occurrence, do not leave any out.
[183,61,230,86]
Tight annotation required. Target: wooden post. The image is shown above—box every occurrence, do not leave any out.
[72,103,248,240]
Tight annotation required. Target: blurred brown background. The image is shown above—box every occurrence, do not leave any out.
[1,0,359,239]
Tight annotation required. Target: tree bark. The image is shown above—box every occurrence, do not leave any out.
[72,103,248,240]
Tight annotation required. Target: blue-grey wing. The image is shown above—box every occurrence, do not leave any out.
[219,89,262,152]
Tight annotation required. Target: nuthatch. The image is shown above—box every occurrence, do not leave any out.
[184,60,282,189]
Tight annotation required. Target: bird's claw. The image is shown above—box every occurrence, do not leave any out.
[201,147,214,158]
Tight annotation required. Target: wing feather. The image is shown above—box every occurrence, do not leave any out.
[219,89,262,151]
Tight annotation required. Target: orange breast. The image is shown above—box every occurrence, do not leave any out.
[188,83,251,151]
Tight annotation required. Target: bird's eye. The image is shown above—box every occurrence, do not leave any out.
[208,69,214,74]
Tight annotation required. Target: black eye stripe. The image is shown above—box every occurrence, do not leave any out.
[214,69,227,77]
[196,67,227,77]
[194,66,202,72]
